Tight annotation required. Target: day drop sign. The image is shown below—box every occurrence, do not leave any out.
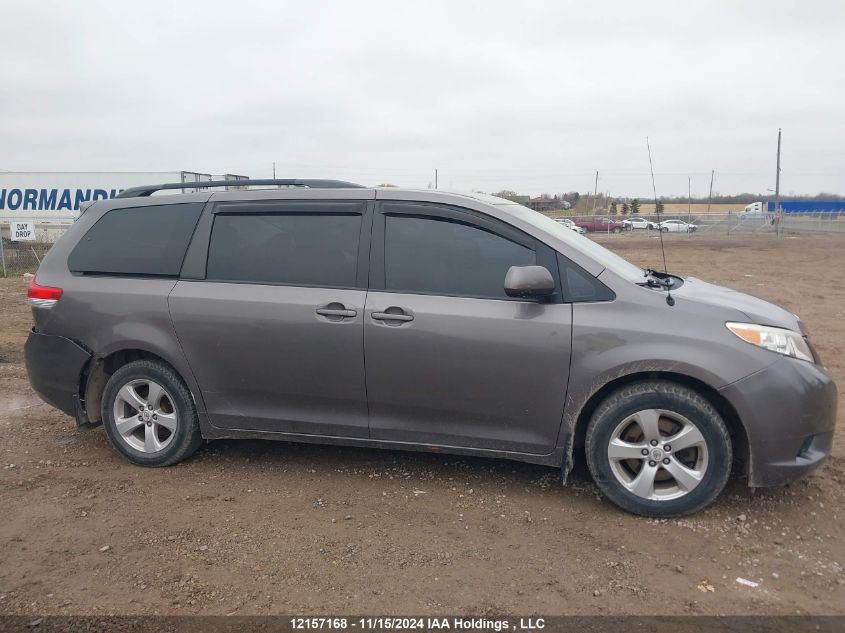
[12,221,35,241]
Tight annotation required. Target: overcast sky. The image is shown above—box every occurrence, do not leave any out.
[1,0,843,197]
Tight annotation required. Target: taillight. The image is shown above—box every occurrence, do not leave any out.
[27,276,63,309]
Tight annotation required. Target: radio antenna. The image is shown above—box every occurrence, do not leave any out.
[646,136,674,306]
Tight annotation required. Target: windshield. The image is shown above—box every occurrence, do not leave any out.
[494,201,646,283]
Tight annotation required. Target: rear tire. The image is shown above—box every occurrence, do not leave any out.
[585,381,732,517]
[102,360,202,467]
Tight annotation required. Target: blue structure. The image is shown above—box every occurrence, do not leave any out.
[767,200,845,213]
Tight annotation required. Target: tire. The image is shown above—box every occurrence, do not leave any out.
[612,227,622,234]
[660,227,669,233]
[584,381,732,517]
[101,359,203,467]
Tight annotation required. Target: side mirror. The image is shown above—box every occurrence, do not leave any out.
[504,265,555,299]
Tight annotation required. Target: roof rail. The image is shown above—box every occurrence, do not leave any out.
[116,179,365,198]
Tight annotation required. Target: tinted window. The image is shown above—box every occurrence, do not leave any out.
[206,211,361,287]
[557,253,615,302]
[384,214,535,299]
[68,203,204,275]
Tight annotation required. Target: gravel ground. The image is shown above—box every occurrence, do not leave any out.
[0,233,843,616]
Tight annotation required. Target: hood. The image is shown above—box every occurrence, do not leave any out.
[673,277,803,332]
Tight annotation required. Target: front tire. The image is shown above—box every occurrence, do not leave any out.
[102,359,203,467]
[585,381,732,517]
[612,227,622,234]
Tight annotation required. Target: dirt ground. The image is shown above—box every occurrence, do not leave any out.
[1,233,843,617]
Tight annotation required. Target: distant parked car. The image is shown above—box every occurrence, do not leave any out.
[575,217,628,234]
[623,217,658,231]
[554,218,586,234]
[658,219,698,233]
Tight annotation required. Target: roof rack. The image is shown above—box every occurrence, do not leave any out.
[116,179,365,199]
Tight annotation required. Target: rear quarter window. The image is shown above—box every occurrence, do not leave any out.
[68,203,204,276]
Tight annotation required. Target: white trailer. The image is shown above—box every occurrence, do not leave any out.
[0,171,248,222]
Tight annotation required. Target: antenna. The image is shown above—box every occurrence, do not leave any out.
[646,136,674,307]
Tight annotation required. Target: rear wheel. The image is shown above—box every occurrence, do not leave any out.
[585,381,732,517]
[102,360,202,467]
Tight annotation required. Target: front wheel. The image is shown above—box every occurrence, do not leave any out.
[612,227,622,234]
[585,381,732,517]
[102,360,203,467]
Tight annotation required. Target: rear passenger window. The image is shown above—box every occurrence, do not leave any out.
[206,207,362,287]
[384,214,535,299]
[68,203,204,276]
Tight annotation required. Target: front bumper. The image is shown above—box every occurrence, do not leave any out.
[720,356,838,487]
[24,330,91,416]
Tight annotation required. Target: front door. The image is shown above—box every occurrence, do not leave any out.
[169,199,371,437]
[364,201,573,455]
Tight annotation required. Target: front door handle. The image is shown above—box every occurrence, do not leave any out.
[372,309,414,323]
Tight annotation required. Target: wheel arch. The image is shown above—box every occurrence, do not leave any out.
[564,370,749,482]
[79,348,202,425]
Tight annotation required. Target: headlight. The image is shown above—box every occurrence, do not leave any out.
[726,322,814,362]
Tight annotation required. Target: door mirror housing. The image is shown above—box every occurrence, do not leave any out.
[504,265,556,299]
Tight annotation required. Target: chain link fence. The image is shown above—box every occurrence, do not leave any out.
[684,211,845,235]
[0,221,72,277]
[1,212,844,277]
[550,212,845,236]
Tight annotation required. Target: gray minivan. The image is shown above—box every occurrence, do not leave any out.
[24,180,837,517]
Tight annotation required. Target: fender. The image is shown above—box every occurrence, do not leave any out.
[557,358,741,483]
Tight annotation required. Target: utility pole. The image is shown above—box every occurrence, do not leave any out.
[775,128,782,238]
[435,169,438,190]
[592,170,599,214]
[706,169,714,215]
[688,176,692,223]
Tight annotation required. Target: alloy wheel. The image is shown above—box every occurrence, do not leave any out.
[112,379,178,453]
[607,408,708,501]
